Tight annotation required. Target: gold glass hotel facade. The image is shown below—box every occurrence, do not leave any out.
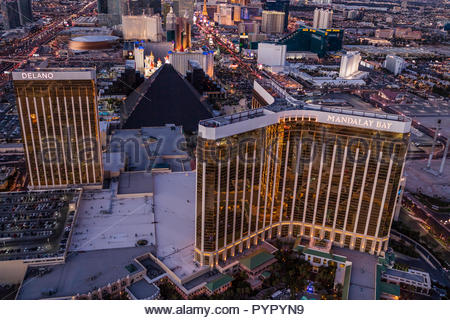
[12,69,103,189]
[195,104,411,267]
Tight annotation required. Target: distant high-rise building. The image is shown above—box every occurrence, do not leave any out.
[202,0,208,16]
[17,0,33,26]
[123,0,161,15]
[183,19,191,49]
[230,0,247,5]
[251,21,260,34]
[261,10,285,34]
[174,17,191,51]
[134,44,146,72]
[238,21,260,34]
[168,50,214,77]
[165,6,177,41]
[162,1,173,25]
[98,0,160,26]
[278,25,343,57]
[122,15,163,41]
[233,6,241,22]
[263,0,289,31]
[97,0,122,26]
[12,69,103,188]
[173,0,194,23]
[214,4,233,26]
[195,100,410,266]
[313,8,333,29]
[1,0,21,29]
[166,6,177,29]
[238,22,245,34]
[383,55,406,76]
[1,0,33,29]
[257,43,286,67]
[339,51,361,78]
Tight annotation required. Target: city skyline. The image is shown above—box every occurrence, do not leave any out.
[0,0,448,307]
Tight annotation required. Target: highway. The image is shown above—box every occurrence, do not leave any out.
[0,0,97,86]
[403,192,450,237]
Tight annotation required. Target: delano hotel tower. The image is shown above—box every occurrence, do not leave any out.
[195,102,410,267]
[13,69,103,188]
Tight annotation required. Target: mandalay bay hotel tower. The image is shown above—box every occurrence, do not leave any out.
[12,69,103,189]
[195,90,411,267]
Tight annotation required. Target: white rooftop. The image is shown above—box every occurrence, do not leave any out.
[69,186,156,252]
[153,171,201,280]
[103,152,126,174]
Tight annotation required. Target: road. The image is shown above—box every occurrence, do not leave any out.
[0,0,97,87]
[195,14,262,80]
[391,230,449,286]
[403,192,450,237]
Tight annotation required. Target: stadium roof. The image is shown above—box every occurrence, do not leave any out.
[123,64,212,132]
[71,35,119,42]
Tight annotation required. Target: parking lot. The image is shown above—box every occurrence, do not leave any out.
[0,102,21,143]
[0,189,81,262]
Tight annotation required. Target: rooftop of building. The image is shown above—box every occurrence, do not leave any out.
[240,251,276,271]
[103,152,126,174]
[216,241,279,270]
[110,125,190,172]
[199,101,409,129]
[383,268,427,283]
[332,247,378,300]
[68,187,156,252]
[295,245,347,263]
[13,67,96,73]
[136,255,165,280]
[117,172,154,196]
[17,246,150,300]
[152,172,202,281]
[181,269,220,291]
[127,279,160,299]
[376,264,400,299]
[205,274,233,292]
[0,189,81,262]
[342,264,352,300]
